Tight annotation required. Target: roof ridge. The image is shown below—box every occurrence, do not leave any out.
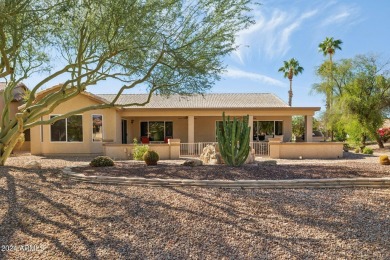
[95,92,273,95]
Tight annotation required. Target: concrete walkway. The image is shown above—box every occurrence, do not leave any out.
[62,167,390,189]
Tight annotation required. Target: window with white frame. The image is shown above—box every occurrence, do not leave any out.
[92,115,103,142]
[253,120,283,141]
[50,115,83,142]
[140,121,173,141]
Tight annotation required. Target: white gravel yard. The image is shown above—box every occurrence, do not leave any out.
[0,154,389,259]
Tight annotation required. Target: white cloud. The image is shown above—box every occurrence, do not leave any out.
[233,8,318,62]
[320,5,361,27]
[223,68,285,87]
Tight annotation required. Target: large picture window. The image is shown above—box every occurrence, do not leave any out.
[140,121,173,141]
[50,115,83,142]
[92,115,103,142]
[253,121,283,141]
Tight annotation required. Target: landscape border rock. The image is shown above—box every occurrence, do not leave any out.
[62,167,390,189]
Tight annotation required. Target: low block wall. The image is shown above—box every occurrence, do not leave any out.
[103,139,180,160]
[269,142,344,159]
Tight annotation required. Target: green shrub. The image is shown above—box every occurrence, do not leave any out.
[354,148,360,153]
[90,156,114,167]
[379,155,390,165]
[362,147,373,155]
[132,138,149,160]
[143,150,159,165]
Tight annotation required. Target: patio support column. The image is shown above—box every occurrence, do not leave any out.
[304,115,313,142]
[188,115,195,143]
[248,115,253,142]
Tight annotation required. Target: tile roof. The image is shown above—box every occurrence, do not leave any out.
[96,93,289,109]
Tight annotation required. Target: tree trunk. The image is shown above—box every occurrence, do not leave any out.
[375,135,385,149]
[0,126,23,166]
[0,142,17,166]
[288,78,293,106]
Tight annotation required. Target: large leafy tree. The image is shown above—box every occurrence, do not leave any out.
[0,0,254,165]
[337,55,390,148]
[314,54,390,148]
[278,58,303,106]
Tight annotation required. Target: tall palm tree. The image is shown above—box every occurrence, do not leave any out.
[319,37,342,141]
[318,37,343,109]
[278,58,304,106]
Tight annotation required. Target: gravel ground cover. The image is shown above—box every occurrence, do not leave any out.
[0,154,389,259]
[72,152,390,180]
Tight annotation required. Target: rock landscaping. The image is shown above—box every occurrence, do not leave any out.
[0,154,389,259]
[72,158,390,180]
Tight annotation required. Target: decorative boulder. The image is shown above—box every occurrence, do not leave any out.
[200,144,223,165]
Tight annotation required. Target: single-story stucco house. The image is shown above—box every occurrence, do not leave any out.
[0,83,344,159]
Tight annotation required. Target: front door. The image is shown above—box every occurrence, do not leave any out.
[121,119,128,144]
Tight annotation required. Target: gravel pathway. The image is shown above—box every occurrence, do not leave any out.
[0,154,389,259]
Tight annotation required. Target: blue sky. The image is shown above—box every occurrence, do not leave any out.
[24,0,390,113]
[212,0,390,110]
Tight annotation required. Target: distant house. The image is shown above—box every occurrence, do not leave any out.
[0,82,28,119]
[0,82,30,151]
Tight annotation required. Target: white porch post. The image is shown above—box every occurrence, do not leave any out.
[305,115,313,142]
[188,115,195,143]
[248,115,253,142]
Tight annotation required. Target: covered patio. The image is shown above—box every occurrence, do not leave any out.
[119,107,319,158]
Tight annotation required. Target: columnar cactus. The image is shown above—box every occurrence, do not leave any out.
[217,112,251,166]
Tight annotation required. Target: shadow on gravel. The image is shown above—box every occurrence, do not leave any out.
[1,163,389,259]
[259,189,390,258]
[0,167,101,259]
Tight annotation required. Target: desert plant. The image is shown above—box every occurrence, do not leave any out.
[132,138,149,160]
[362,147,373,155]
[217,112,250,166]
[143,150,159,166]
[354,148,360,153]
[377,128,390,143]
[90,156,114,167]
[379,155,390,165]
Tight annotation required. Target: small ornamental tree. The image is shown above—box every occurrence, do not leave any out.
[378,128,390,143]
[217,112,250,167]
[0,0,254,165]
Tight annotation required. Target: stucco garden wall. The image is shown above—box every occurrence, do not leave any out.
[103,139,180,160]
[269,142,344,159]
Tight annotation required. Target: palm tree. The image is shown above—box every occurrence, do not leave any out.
[318,37,342,141]
[278,58,304,106]
[318,37,342,109]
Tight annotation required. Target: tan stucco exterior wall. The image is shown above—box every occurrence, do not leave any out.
[30,94,119,155]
